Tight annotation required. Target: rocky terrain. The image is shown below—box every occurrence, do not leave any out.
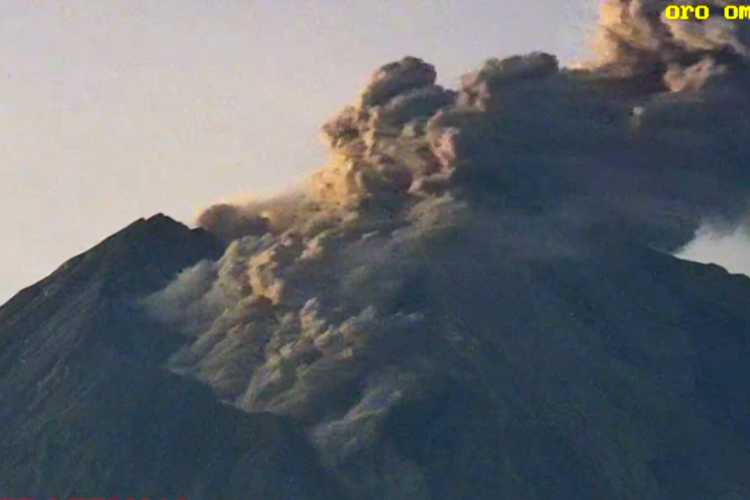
[1,212,749,499]
[0,215,348,499]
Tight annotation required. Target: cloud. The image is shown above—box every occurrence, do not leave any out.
[145,1,750,496]
[593,0,750,82]
[677,224,750,276]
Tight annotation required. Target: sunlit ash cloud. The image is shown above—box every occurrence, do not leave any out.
[142,0,750,496]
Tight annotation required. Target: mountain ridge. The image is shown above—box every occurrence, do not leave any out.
[0,214,350,499]
[1,210,749,499]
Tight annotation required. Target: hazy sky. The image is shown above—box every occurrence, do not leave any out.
[0,0,746,304]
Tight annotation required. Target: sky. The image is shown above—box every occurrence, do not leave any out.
[0,0,746,304]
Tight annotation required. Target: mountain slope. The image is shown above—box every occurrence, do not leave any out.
[3,213,749,499]
[0,214,349,500]
[155,215,750,499]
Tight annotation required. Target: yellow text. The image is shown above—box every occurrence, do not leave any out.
[664,4,750,19]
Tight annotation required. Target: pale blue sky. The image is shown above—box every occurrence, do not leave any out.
[0,0,746,304]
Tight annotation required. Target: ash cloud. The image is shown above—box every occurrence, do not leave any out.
[146,1,750,496]
[594,0,750,82]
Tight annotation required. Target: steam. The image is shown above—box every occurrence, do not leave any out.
[145,1,750,496]
[678,224,750,275]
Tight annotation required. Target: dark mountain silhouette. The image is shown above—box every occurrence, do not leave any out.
[1,213,749,499]
[0,214,349,500]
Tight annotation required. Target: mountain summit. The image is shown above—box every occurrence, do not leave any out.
[2,212,750,499]
[0,215,347,499]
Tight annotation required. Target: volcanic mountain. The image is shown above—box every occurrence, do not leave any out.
[0,215,349,499]
[2,212,750,499]
[3,0,750,498]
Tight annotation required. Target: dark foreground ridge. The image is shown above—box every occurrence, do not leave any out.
[0,214,349,499]
[1,214,750,499]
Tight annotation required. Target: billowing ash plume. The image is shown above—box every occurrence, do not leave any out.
[595,0,750,84]
[144,1,750,497]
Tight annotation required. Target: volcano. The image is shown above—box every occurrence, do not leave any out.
[1,212,749,499]
[0,215,348,499]
[4,1,750,498]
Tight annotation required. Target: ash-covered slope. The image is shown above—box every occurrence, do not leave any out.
[2,213,749,500]
[149,222,750,500]
[0,214,348,500]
